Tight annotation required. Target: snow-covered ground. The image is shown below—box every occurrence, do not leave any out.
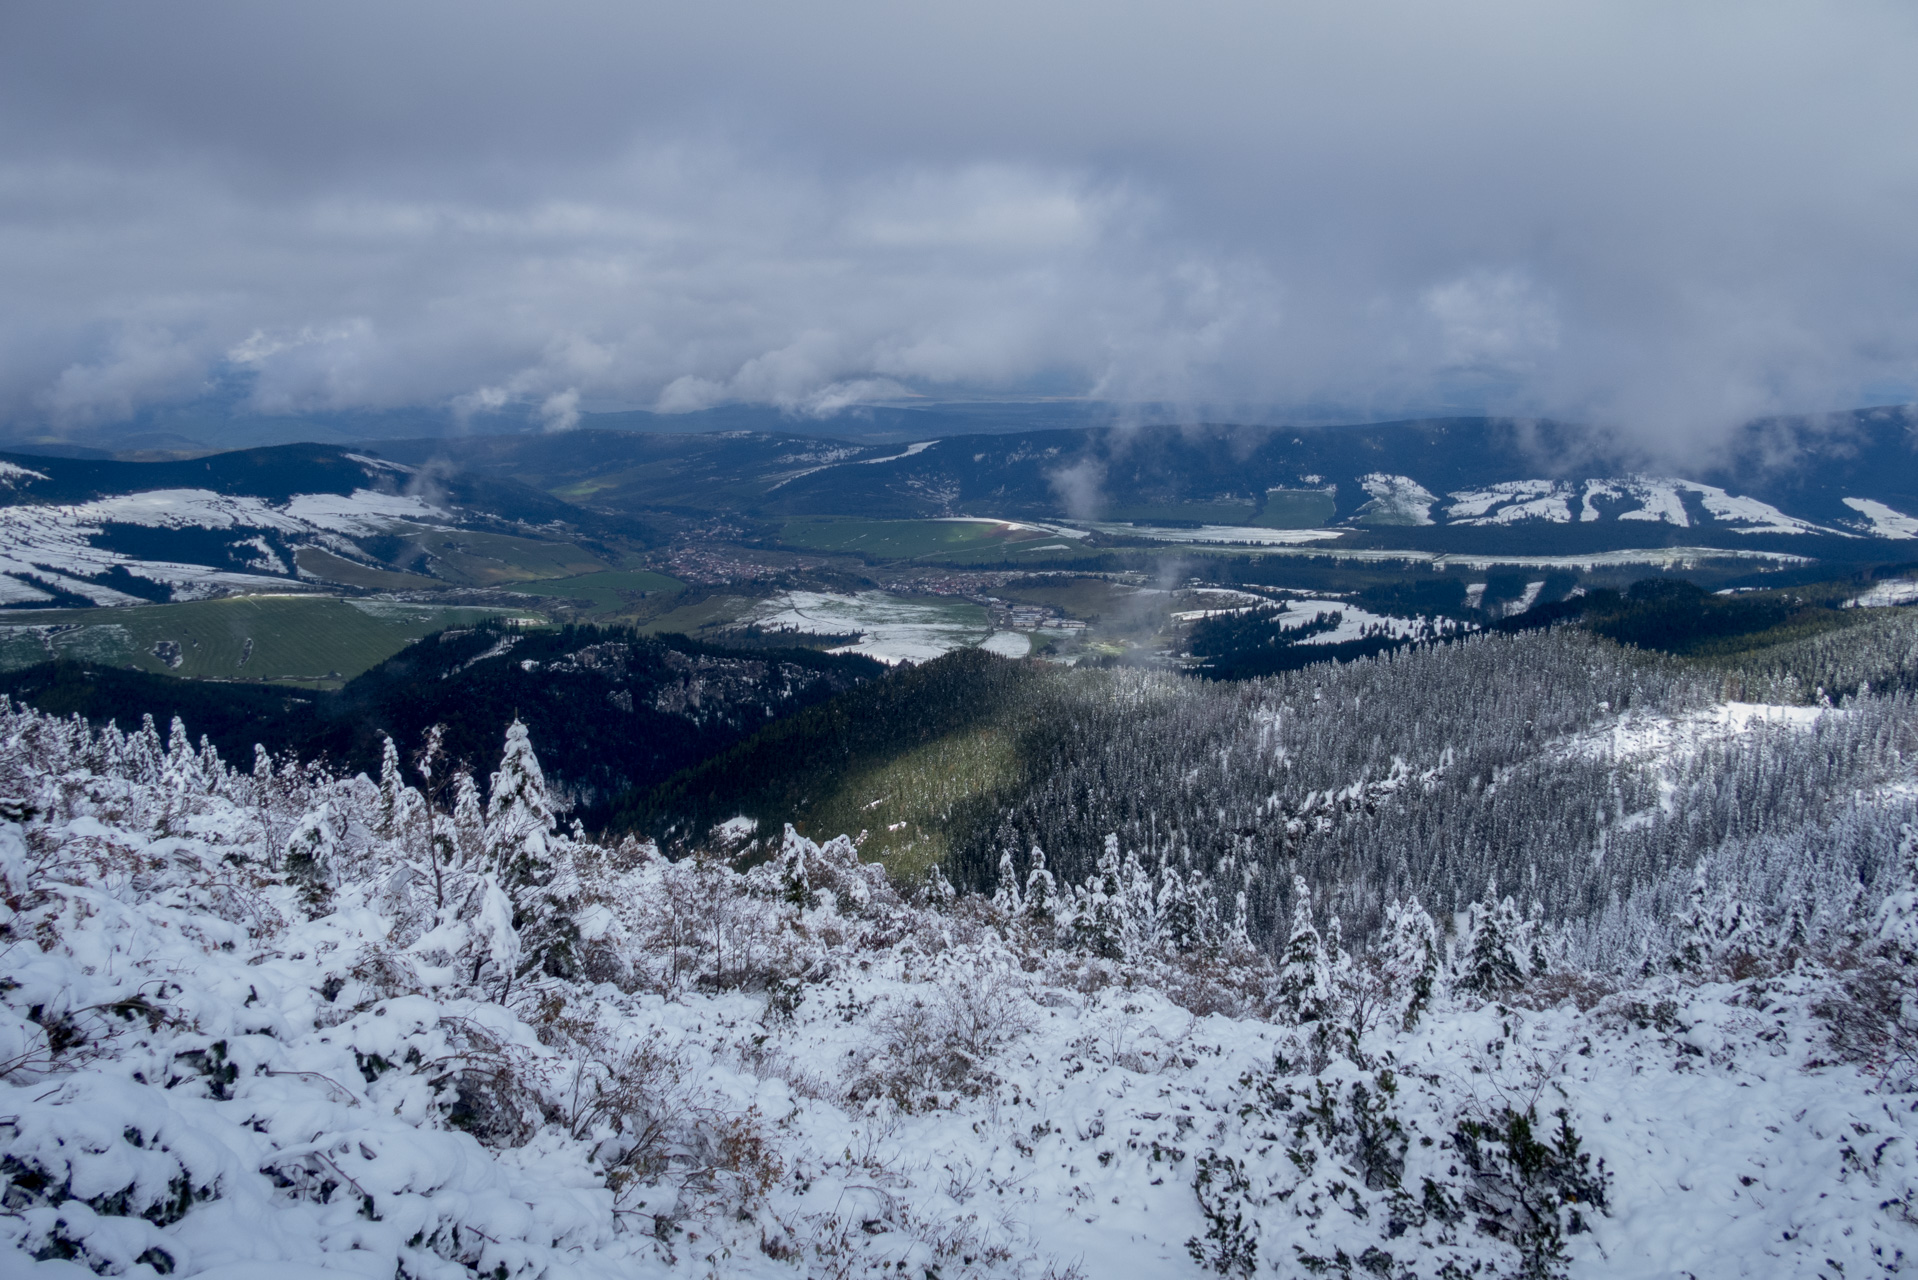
[1172,592,1466,646]
[1171,589,1468,647]
[0,488,449,606]
[1353,473,1437,525]
[745,591,996,664]
[1846,499,1918,540]
[1443,476,1833,535]
[1448,479,1576,525]
[1562,700,1830,771]
[1429,545,1811,571]
[1167,588,1275,622]
[2,705,1915,1278]
[1850,579,1918,608]
[1282,596,1475,645]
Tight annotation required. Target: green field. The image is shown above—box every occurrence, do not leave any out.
[508,570,685,616]
[1255,489,1339,528]
[921,540,1109,565]
[780,517,1064,559]
[0,596,527,684]
[294,547,443,591]
[635,593,759,636]
[398,529,610,585]
[1106,500,1258,525]
[996,576,1145,621]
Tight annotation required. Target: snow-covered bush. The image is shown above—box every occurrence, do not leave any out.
[2,692,1917,1278]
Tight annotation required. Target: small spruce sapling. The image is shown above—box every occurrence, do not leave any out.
[1276,876,1331,1025]
[1071,835,1127,959]
[482,719,576,988]
[1456,883,1529,998]
[1382,897,1441,1030]
[1023,845,1061,939]
[992,849,1025,918]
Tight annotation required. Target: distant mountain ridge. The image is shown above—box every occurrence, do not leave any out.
[0,394,1167,458]
[375,408,1918,559]
[0,410,1913,612]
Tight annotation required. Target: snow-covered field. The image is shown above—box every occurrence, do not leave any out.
[1442,477,1834,535]
[1271,596,1463,645]
[4,701,1916,1278]
[1851,579,1918,608]
[745,591,996,664]
[978,632,1031,658]
[1565,700,1829,765]
[1172,590,1467,646]
[937,518,1090,541]
[1846,499,1918,540]
[1354,473,1438,526]
[1428,545,1812,571]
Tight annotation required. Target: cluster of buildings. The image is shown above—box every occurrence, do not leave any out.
[994,602,1086,632]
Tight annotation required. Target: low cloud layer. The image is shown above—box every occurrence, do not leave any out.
[3,0,1915,457]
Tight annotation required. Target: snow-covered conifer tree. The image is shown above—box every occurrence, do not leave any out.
[993,849,1025,917]
[1071,835,1126,958]
[156,716,206,833]
[1876,824,1918,962]
[284,802,342,913]
[480,720,574,985]
[1277,876,1331,1024]
[1675,864,1713,972]
[1382,897,1440,1029]
[779,824,817,908]
[1157,859,1199,954]
[485,719,555,880]
[1456,884,1526,997]
[451,769,484,866]
[1024,845,1061,937]
[1325,912,1352,991]
[377,736,406,837]
[1119,845,1160,961]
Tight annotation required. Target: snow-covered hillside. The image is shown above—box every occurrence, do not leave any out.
[0,488,451,606]
[1440,477,1834,534]
[3,702,1916,1278]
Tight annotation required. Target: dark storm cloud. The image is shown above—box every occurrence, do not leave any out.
[2,0,1915,455]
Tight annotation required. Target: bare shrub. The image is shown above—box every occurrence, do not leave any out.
[524,994,784,1226]
[1508,969,1621,1014]
[1812,957,1918,1091]
[425,1015,546,1147]
[768,1199,1023,1280]
[1155,950,1281,1021]
[734,1037,839,1103]
[626,853,790,997]
[849,966,1035,1109]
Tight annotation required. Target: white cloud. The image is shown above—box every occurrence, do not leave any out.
[1423,271,1560,372]
[0,0,1915,454]
[539,388,581,432]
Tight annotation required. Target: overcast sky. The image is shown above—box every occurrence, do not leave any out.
[3,0,1915,452]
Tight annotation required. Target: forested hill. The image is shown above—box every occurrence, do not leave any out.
[628,647,1042,844]
[371,407,1918,554]
[0,622,881,827]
